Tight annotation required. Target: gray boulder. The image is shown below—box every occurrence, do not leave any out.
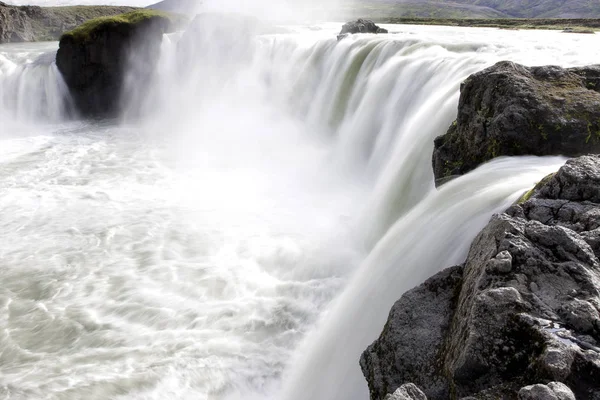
[337,18,388,40]
[432,61,600,181]
[362,156,600,399]
[518,382,576,400]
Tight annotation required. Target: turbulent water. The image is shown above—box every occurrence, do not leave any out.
[1,23,599,400]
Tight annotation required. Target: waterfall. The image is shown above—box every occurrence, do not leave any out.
[279,156,566,400]
[1,22,599,400]
[0,46,73,125]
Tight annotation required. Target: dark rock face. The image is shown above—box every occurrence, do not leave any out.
[362,155,600,400]
[337,19,388,40]
[360,266,464,399]
[432,61,600,181]
[56,13,173,117]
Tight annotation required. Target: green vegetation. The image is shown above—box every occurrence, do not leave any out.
[517,173,555,204]
[443,160,463,177]
[61,10,177,42]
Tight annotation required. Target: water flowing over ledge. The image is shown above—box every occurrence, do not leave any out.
[0,23,599,400]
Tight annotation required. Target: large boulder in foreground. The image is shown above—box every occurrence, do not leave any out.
[56,10,177,117]
[338,18,388,40]
[362,155,600,399]
[432,61,600,181]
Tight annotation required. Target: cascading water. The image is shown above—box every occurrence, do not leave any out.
[0,43,72,124]
[1,20,599,400]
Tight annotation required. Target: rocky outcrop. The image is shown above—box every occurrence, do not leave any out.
[337,19,388,40]
[432,61,600,181]
[362,155,600,399]
[0,2,136,43]
[56,10,176,117]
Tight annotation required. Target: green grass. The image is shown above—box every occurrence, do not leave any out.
[61,10,177,42]
[516,173,556,204]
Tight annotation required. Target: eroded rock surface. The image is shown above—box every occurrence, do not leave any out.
[432,61,600,181]
[362,156,600,399]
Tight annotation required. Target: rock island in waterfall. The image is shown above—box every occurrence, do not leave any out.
[0,0,599,399]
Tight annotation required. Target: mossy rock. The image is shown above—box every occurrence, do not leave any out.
[60,10,179,43]
[56,10,182,117]
[516,173,556,204]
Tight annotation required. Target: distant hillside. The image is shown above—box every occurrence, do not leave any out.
[437,0,600,18]
[146,0,197,13]
[0,3,137,43]
[342,0,600,19]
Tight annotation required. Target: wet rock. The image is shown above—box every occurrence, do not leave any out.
[360,265,463,399]
[432,61,600,181]
[337,19,388,40]
[362,156,600,399]
[56,10,176,117]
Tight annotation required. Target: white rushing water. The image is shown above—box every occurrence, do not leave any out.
[1,22,599,400]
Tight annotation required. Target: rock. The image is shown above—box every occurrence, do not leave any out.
[518,382,575,400]
[362,156,600,400]
[519,384,559,400]
[337,19,388,40]
[384,384,428,400]
[56,10,177,117]
[0,2,137,44]
[360,265,463,399]
[432,61,600,181]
